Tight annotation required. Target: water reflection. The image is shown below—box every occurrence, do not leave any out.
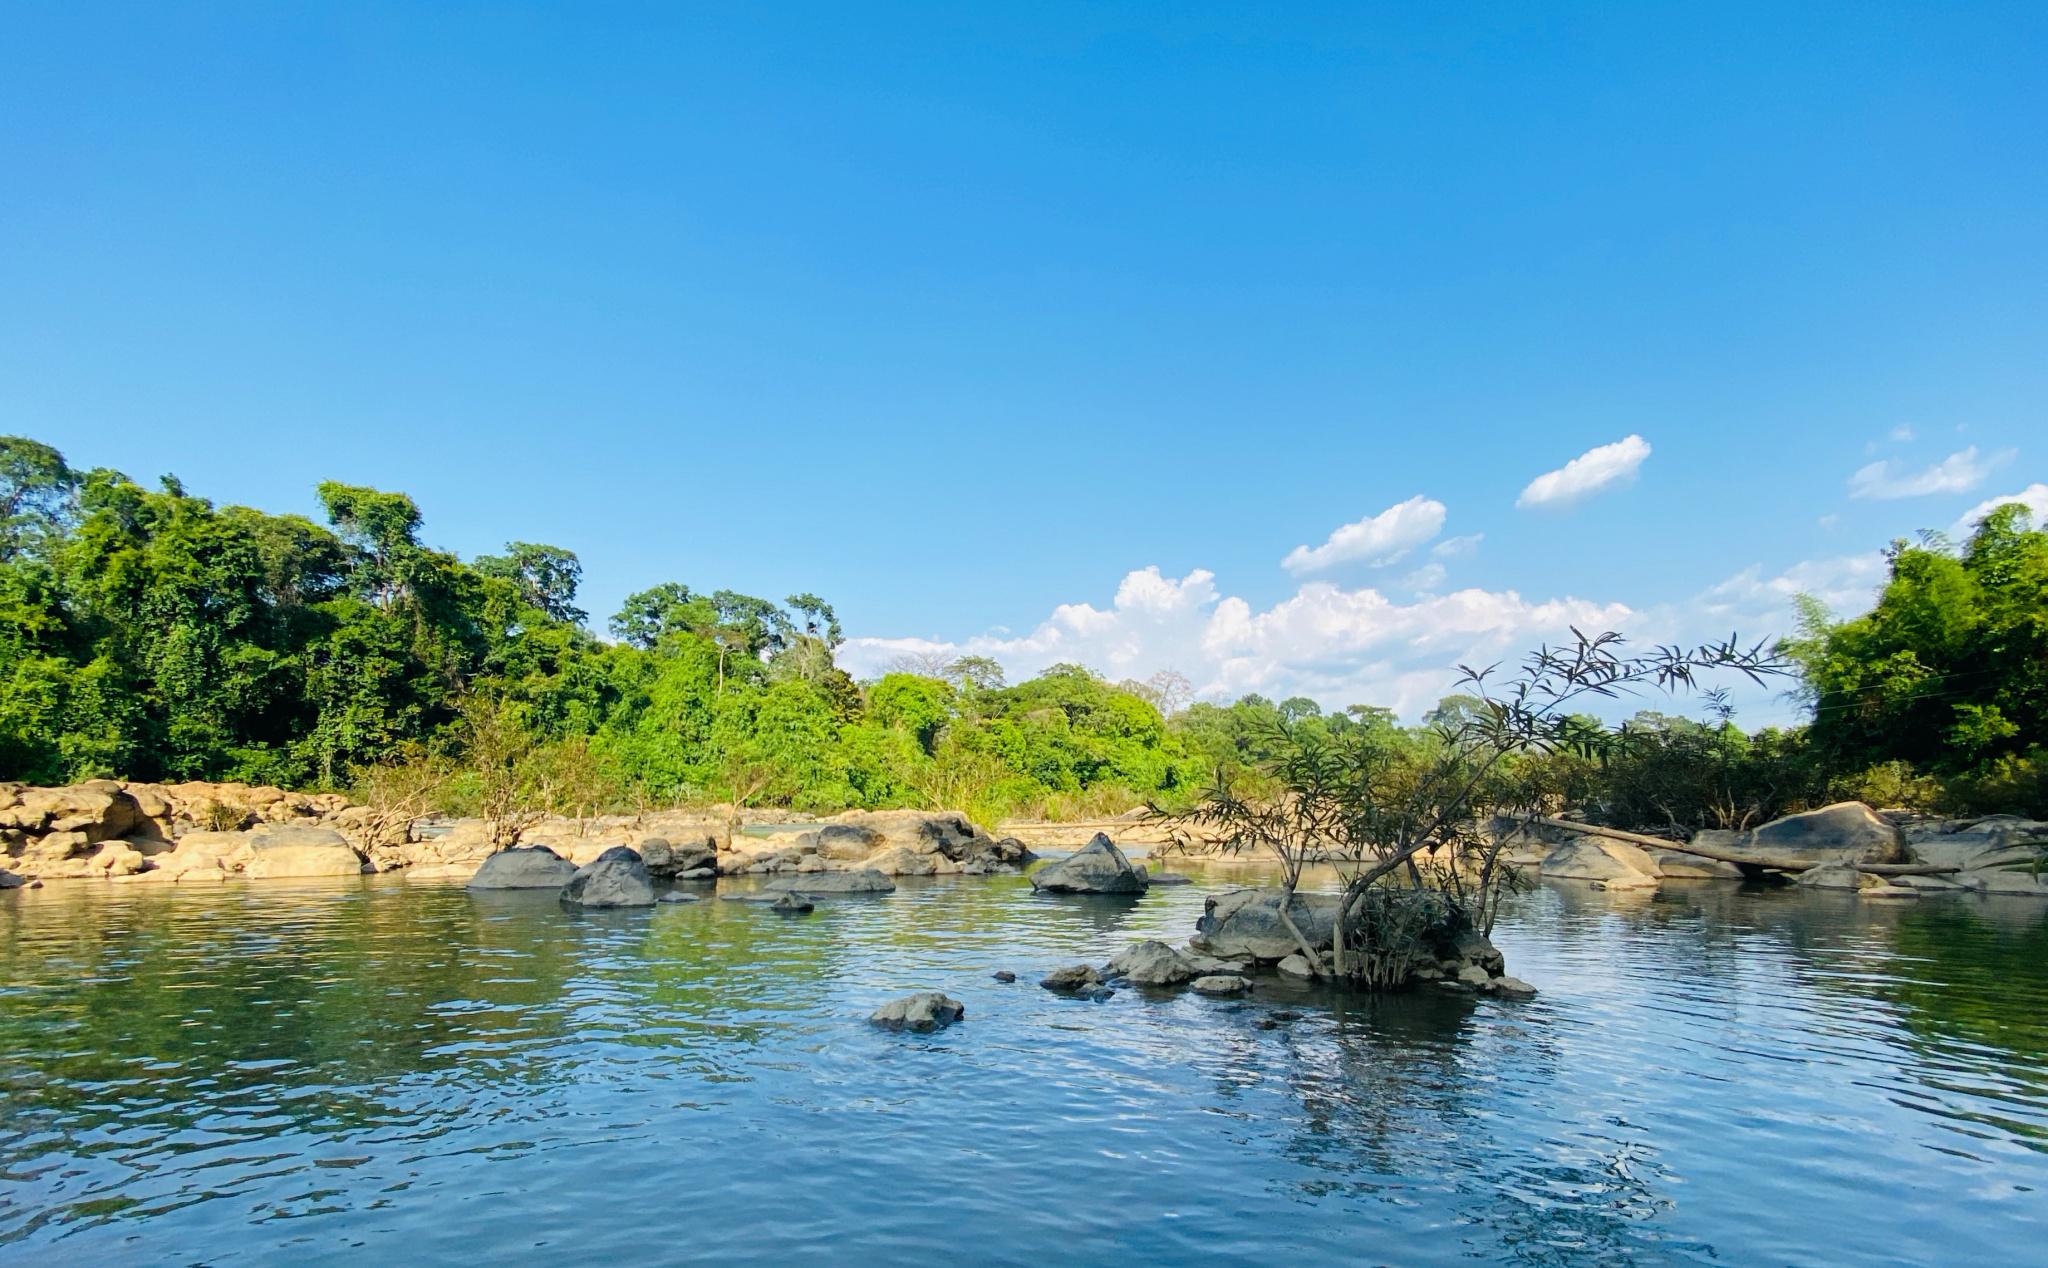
[0,871,2044,1265]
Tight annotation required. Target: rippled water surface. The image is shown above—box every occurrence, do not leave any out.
[3,869,2046,1265]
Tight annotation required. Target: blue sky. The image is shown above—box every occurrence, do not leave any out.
[5,3,2044,721]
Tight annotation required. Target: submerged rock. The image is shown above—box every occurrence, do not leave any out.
[1028,834,1148,894]
[0,869,23,889]
[769,892,815,914]
[468,844,578,890]
[1190,975,1251,996]
[561,846,657,908]
[657,891,700,904]
[870,992,965,1032]
[993,970,1017,983]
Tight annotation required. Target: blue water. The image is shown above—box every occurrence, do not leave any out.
[1,871,2044,1265]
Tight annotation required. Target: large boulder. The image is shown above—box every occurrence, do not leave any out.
[1539,839,1661,889]
[0,781,151,844]
[764,868,896,895]
[240,825,370,878]
[812,824,886,861]
[639,835,718,877]
[561,846,657,908]
[1028,834,1147,894]
[1908,816,2048,872]
[1191,888,1340,962]
[468,845,579,890]
[1747,802,1908,864]
[869,992,965,1032]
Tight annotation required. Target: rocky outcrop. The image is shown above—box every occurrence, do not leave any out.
[869,992,964,1032]
[1746,801,1909,864]
[639,835,719,877]
[240,825,371,878]
[1539,839,1661,889]
[1192,889,1340,961]
[561,847,657,908]
[468,845,579,890]
[763,868,896,895]
[1028,834,1148,894]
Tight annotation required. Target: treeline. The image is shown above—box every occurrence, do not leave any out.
[1,435,2042,823]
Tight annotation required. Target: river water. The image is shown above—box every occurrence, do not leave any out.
[2,868,2044,1265]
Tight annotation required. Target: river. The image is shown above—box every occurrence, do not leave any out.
[2,870,2045,1265]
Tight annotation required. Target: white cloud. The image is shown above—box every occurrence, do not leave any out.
[1431,533,1484,559]
[841,564,1634,719]
[1952,483,2048,536]
[1848,446,2012,499]
[1281,495,1445,574]
[1890,424,1916,442]
[1516,435,1652,509]
[1398,562,1448,592]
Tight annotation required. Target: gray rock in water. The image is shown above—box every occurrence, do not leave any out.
[1190,975,1251,996]
[1146,872,1194,886]
[1192,888,1341,962]
[0,869,24,889]
[561,846,657,908]
[657,891,699,904]
[1040,963,1103,992]
[1649,849,1745,880]
[993,970,1017,983]
[764,868,896,895]
[1085,987,1116,1002]
[1105,939,1201,987]
[1028,834,1148,894]
[639,835,719,877]
[870,992,965,1032]
[1749,801,1908,864]
[770,892,815,914]
[1276,953,1313,979]
[1489,975,1538,997]
[468,844,579,890]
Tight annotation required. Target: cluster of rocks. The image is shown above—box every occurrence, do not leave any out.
[719,811,1035,879]
[1192,887,1534,996]
[1525,801,2048,900]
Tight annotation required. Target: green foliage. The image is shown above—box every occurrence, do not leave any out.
[3,435,2044,832]
[1787,503,2048,817]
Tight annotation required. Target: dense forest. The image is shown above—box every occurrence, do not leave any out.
[2,435,2043,823]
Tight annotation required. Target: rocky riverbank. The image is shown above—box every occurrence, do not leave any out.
[1517,800,2048,899]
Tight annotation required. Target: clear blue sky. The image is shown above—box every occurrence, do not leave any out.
[5,3,2043,718]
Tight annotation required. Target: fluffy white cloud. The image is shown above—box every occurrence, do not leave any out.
[1516,435,1652,509]
[1952,483,2048,535]
[1431,533,1484,559]
[1280,496,1446,574]
[1848,446,2012,499]
[841,565,1635,719]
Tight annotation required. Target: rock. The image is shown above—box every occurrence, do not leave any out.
[1490,975,1538,997]
[1976,868,2048,897]
[240,825,370,878]
[657,891,700,904]
[1277,953,1314,979]
[561,846,657,908]
[1105,939,1202,987]
[1748,801,1908,864]
[1145,872,1194,886]
[1443,929,1505,977]
[764,868,895,895]
[1795,861,1863,890]
[1910,816,2048,872]
[861,845,939,877]
[638,835,718,876]
[1190,975,1251,996]
[467,845,578,890]
[1649,849,1746,880]
[1028,834,1148,894]
[1192,888,1341,962]
[0,869,23,889]
[1539,839,1660,888]
[813,824,886,861]
[1860,881,1920,900]
[769,892,815,914]
[826,809,1030,868]
[992,971,1017,983]
[674,866,717,881]
[1040,964,1103,992]
[1457,965,1493,987]
[1085,987,1116,1002]
[869,992,965,1032]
